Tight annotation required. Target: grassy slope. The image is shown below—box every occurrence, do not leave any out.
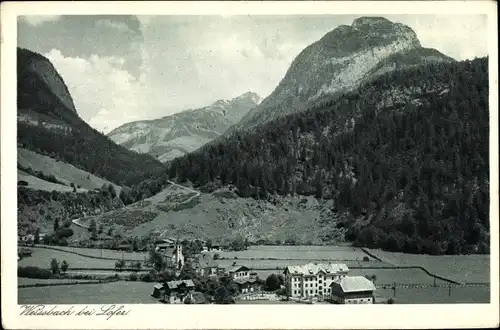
[18,170,76,192]
[18,281,160,304]
[18,148,121,193]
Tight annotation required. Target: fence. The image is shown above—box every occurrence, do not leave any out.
[32,244,148,263]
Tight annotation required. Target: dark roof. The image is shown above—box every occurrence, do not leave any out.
[227,265,250,273]
[234,278,259,285]
[166,280,195,289]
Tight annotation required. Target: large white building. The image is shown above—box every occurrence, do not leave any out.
[283,263,349,298]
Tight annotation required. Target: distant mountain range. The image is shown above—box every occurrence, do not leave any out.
[107,92,262,162]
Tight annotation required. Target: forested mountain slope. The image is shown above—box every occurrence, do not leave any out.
[17,47,165,186]
[165,58,489,255]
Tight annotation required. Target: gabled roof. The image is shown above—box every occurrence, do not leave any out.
[190,291,207,304]
[234,277,259,285]
[195,254,218,268]
[330,276,376,293]
[227,265,250,273]
[285,263,349,276]
[153,283,164,290]
[166,279,195,289]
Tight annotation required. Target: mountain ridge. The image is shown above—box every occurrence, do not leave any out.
[107,91,262,162]
[229,16,454,133]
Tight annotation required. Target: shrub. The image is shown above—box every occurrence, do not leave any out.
[54,228,74,239]
[388,298,395,304]
[128,272,138,281]
[18,180,29,186]
[139,271,157,283]
[58,238,69,246]
[362,256,370,261]
[18,266,53,279]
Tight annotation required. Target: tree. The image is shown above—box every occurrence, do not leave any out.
[265,274,281,291]
[50,258,59,275]
[61,260,69,273]
[90,219,98,240]
[98,224,104,234]
[53,218,60,232]
[149,250,165,272]
[115,260,126,272]
[34,227,40,244]
[206,239,213,251]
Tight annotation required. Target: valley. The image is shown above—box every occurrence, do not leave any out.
[14,15,492,306]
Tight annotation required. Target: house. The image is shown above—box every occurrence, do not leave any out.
[162,280,196,304]
[283,262,349,299]
[152,283,165,298]
[210,242,229,252]
[330,276,376,304]
[226,265,251,280]
[156,243,185,270]
[234,277,261,294]
[185,291,208,304]
[193,254,219,276]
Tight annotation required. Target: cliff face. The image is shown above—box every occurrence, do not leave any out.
[231,17,454,132]
[108,92,262,162]
[17,47,79,128]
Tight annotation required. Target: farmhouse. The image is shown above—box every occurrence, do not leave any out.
[330,276,376,304]
[156,243,185,270]
[193,254,219,276]
[283,262,349,298]
[153,280,195,304]
[226,265,251,280]
[234,277,261,294]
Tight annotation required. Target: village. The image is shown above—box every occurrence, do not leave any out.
[18,233,384,305]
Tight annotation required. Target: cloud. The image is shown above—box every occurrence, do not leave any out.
[95,19,133,33]
[20,15,61,26]
[44,49,149,133]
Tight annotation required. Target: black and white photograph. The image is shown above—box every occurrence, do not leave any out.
[1,1,498,329]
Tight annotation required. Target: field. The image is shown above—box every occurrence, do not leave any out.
[216,258,383,270]
[375,285,490,304]
[18,278,104,286]
[18,281,159,304]
[365,249,490,284]
[43,245,149,261]
[348,268,449,285]
[17,147,121,193]
[18,247,118,269]
[216,245,370,260]
[18,170,76,192]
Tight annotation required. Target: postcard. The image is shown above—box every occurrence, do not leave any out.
[1,1,498,329]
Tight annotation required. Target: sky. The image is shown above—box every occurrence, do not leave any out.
[17,14,488,133]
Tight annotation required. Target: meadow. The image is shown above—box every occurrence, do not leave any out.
[18,247,118,269]
[217,245,370,260]
[18,281,159,304]
[375,285,490,304]
[40,245,149,261]
[216,258,384,270]
[365,249,490,284]
[17,278,104,286]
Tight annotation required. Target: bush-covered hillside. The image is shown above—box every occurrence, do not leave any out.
[165,58,490,255]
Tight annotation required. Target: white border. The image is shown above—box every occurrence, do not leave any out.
[1,1,499,329]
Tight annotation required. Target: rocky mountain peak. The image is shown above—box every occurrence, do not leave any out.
[231,16,449,131]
